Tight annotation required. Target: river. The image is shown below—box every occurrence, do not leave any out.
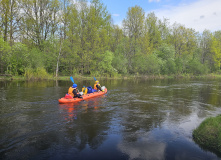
[0,79,221,160]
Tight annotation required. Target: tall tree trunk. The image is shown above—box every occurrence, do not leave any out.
[56,29,63,78]
[9,0,15,46]
[4,10,8,42]
[56,43,62,78]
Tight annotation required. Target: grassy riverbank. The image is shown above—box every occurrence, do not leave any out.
[1,73,221,81]
[193,115,221,155]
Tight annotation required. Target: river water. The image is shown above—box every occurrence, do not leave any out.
[1,79,221,160]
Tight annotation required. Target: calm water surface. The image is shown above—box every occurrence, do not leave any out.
[1,79,221,160]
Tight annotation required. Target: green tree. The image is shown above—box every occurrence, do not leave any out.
[154,43,176,74]
[98,50,116,76]
[133,53,161,74]
[64,2,81,74]
[154,43,175,60]
[211,31,221,71]
[112,38,128,74]
[0,36,11,73]
[87,0,111,73]
[19,0,61,48]
[169,23,198,73]
[0,0,20,45]
[199,30,213,71]
[110,25,123,53]
[123,5,145,72]
[9,43,28,75]
[0,0,10,42]
[187,58,208,75]
[145,12,162,51]
[170,23,187,58]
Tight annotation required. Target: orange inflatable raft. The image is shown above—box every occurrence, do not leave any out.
[58,88,107,104]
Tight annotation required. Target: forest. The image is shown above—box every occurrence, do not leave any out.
[0,0,221,79]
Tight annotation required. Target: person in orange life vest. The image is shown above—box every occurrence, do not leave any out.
[94,80,103,92]
[68,84,83,98]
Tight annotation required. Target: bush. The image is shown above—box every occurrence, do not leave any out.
[193,115,221,155]
[98,51,117,76]
[187,59,208,75]
[112,54,128,74]
[154,43,175,60]
[133,53,162,74]
[161,59,177,75]
[24,67,51,80]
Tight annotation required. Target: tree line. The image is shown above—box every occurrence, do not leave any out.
[0,0,221,78]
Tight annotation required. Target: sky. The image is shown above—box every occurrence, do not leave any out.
[102,0,221,33]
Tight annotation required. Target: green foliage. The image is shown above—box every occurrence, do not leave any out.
[175,58,184,74]
[211,32,221,71]
[161,59,176,75]
[1,0,221,77]
[0,36,11,73]
[133,53,161,74]
[24,67,52,80]
[112,42,128,74]
[193,115,221,154]
[154,43,175,60]
[122,5,145,71]
[9,43,28,75]
[28,48,44,69]
[112,54,128,74]
[187,58,208,75]
[98,50,117,76]
[145,12,162,50]
[42,40,59,74]
[154,43,176,74]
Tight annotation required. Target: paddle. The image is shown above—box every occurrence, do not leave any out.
[93,77,96,81]
[70,76,74,84]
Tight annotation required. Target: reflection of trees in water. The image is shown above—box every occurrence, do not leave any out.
[2,79,221,159]
[116,80,221,160]
[59,100,111,151]
[119,102,166,143]
[118,132,166,160]
[197,82,221,108]
[146,80,221,123]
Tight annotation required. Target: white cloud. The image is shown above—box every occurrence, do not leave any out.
[149,0,160,2]
[112,14,120,17]
[118,132,166,160]
[153,0,221,32]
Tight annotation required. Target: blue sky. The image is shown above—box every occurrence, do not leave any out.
[101,0,221,32]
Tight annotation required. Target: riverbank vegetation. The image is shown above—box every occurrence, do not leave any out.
[193,115,221,155]
[1,0,221,80]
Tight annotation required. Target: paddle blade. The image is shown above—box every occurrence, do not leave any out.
[93,77,96,81]
[70,77,74,83]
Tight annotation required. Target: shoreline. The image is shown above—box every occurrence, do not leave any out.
[0,73,221,81]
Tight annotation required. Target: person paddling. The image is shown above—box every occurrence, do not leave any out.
[94,80,103,92]
[68,84,83,98]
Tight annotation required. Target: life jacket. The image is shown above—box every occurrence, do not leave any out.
[68,87,74,97]
[94,83,100,90]
[82,87,88,95]
[94,84,96,90]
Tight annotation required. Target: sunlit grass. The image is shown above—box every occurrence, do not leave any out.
[3,73,221,81]
[193,115,221,154]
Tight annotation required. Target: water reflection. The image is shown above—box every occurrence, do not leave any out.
[58,97,111,151]
[1,79,221,159]
[108,79,221,159]
[118,131,166,160]
[59,104,78,121]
